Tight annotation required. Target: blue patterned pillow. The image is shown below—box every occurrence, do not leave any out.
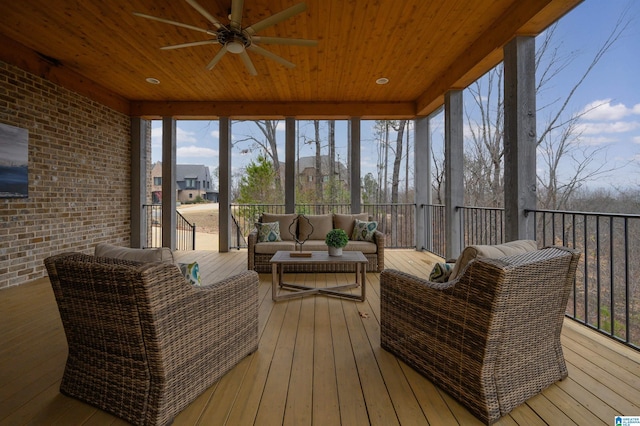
[352,219,378,242]
[179,261,201,286]
[256,221,282,242]
[428,262,454,283]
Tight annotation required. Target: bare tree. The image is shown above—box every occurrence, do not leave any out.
[465,69,504,207]
[314,120,322,206]
[431,143,445,204]
[328,120,336,203]
[450,8,632,210]
[534,12,631,209]
[234,120,283,196]
[391,120,407,205]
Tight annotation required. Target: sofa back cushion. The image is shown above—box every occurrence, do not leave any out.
[333,213,369,238]
[298,213,333,241]
[261,213,298,241]
[95,242,174,263]
[449,239,538,281]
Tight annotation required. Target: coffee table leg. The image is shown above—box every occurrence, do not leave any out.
[360,263,366,301]
[272,263,278,300]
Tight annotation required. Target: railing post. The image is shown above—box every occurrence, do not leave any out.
[504,36,536,241]
[415,116,431,251]
[444,90,464,259]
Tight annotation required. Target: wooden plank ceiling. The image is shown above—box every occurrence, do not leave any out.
[0,0,581,118]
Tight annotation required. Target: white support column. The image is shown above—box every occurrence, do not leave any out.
[414,116,431,251]
[285,117,296,214]
[130,117,147,248]
[219,117,230,252]
[349,117,361,213]
[444,90,464,259]
[504,36,537,241]
[161,117,177,250]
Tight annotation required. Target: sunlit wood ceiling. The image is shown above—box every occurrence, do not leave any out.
[0,0,581,118]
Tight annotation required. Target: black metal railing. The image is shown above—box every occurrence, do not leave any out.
[528,208,640,350]
[361,203,416,248]
[230,203,416,249]
[420,204,446,257]
[420,204,640,350]
[460,206,505,247]
[142,204,196,250]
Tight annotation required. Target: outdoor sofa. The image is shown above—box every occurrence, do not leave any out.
[248,212,385,273]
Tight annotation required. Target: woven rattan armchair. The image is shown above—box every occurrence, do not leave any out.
[380,246,580,424]
[45,252,259,426]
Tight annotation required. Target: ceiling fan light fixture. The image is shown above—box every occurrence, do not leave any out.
[226,40,245,54]
[376,77,389,85]
[145,77,161,84]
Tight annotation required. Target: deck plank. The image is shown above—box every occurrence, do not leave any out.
[1,250,639,425]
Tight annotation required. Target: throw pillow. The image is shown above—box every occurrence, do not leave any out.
[179,261,201,286]
[256,221,282,242]
[352,219,378,242]
[261,213,298,241]
[333,213,369,238]
[428,262,454,283]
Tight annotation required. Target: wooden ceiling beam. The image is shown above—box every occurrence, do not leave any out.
[0,33,130,115]
[415,0,582,117]
[130,101,417,119]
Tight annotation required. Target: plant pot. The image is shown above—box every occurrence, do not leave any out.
[328,246,343,256]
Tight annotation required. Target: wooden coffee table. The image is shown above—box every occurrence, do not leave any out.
[270,251,367,302]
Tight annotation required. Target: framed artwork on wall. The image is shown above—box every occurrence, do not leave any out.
[0,123,29,198]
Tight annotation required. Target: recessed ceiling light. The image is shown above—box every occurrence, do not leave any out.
[146,77,160,85]
[376,77,389,85]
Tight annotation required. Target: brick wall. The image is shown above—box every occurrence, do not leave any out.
[0,61,131,289]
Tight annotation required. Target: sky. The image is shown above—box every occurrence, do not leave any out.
[151,0,640,192]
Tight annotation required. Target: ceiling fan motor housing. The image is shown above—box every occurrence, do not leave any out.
[217,28,250,53]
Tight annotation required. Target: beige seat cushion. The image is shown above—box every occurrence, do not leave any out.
[343,241,377,254]
[333,213,369,238]
[254,241,297,254]
[298,214,333,241]
[262,213,298,241]
[299,240,329,251]
[449,240,538,281]
[94,242,174,263]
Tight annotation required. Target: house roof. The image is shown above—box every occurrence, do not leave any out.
[176,164,211,181]
[0,0,582,119]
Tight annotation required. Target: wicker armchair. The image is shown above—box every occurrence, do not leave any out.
[45,252,259,426]
[380,246,580,424]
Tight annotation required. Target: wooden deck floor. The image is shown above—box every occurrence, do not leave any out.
[1,249,639,425]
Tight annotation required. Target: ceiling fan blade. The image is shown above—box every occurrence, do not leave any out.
[185,0,223,29]
[229,0,244,31]
[245,2,307,35]
[248,45,295,69]
[251,36,317,47]
[133,12,215,35]
[160,40,219,50]
[206,45,228,70]
[239,50,258,76]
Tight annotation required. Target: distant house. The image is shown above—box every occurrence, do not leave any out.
[151,162,218,204]
[295,155,348,193]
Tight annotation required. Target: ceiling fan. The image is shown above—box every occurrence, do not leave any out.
[134,0,317,76]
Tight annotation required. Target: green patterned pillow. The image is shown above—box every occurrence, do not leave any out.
[352,219,378,242]
[256,221,282,242]
[179,261,201,286]
[428,262,454,283]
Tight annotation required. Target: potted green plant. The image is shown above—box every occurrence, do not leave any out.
[325,228,349,256]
